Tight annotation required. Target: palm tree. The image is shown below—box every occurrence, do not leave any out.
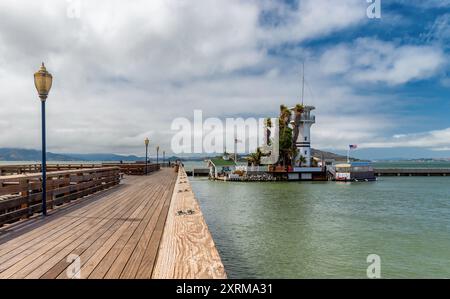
[247,147,264,166]
[295,104,305,112]
[279,105,291,128]
[277,105,293,166]
[298,155,307,167]
[264,118,272,146]
[290,147,298,167]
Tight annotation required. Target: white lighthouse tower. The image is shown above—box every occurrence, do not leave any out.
[291,106,316,167]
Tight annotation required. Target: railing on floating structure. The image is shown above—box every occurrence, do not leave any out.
[235,165,269,173]
[374,168,450,177]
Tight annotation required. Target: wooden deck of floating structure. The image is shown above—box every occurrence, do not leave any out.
[374,168,450,177]
[0,168,225,279]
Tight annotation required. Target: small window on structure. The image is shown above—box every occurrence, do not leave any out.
[304,137,308,141]
[305,151,307,155]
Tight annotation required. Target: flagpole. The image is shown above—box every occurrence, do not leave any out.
[347,147,350,163]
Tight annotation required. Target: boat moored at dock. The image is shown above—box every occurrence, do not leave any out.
[334,162,376,182]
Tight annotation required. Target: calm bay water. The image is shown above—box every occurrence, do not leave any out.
[1,160,449,277]
[191,175,450,278]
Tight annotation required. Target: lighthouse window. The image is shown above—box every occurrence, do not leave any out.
[304,137,307,141]
[305,151,307,155]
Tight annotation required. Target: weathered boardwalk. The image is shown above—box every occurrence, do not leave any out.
[0,169,177,279]
[153,168,226,278]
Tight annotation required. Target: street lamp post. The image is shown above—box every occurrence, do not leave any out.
[163,150,165,167]
[156,146,160,167]
[145,138,149,175]
[34,63,53,216]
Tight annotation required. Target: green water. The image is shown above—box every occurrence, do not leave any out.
[191,176,450,278]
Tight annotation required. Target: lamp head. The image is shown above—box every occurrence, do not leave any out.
[34,63,53,101]
[145,138,149,146]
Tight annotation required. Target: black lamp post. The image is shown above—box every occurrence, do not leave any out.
[34,63,53,216]
[145,137,149,175]
[156,145,160,167]
[163,150,165,167]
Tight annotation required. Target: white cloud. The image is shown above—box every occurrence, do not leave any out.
[259,0,366,45]
[0,0,447,156]
[320,38,447,85]
[312,115,396,150]
[392,0,450,9]
[361,128,450,150]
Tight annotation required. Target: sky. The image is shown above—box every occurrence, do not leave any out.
[0,0,449,159]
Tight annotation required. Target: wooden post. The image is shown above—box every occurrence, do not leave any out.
[19,178,30,219]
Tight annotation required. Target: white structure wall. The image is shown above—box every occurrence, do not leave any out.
[292,106,315,167]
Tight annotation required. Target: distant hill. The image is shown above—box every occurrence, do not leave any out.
[170,149,357,162]
[166,155,205,162]
[311,149,360,162]
[0,148,77,161]
[67,153,143,162]
[0,147,357,163]
[0,148,144,162]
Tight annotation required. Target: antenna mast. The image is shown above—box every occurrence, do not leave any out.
[301,61,305,105]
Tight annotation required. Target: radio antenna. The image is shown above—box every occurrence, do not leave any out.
[301,61,305,105]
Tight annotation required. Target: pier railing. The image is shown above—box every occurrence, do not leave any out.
[101,163,160,175]
[0,164,100,176]
[0,167,120,227]
[0,163,161,176]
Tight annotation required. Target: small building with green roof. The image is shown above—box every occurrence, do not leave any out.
[207,155,237,180]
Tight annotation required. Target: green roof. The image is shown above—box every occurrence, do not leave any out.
[209,158,236,167]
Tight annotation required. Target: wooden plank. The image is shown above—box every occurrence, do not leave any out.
[0,186,136,277]
[57,171,174,279]
[87,184,163,279]
[134,187,173,278]
[103,185,165,279]
[46,183,156,279]
[72,180,169,278]
[28,182,157,279]
[3,178,142,277]
[118,185,173,278]
[0,180,128,253]
[152,168,227,279]
[0,180,130,266]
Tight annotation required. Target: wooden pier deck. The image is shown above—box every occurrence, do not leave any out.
[0,168,193,279]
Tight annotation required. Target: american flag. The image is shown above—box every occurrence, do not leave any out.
[349,145,358,149]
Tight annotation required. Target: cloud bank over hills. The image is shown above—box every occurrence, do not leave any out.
[0,0,449,159]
